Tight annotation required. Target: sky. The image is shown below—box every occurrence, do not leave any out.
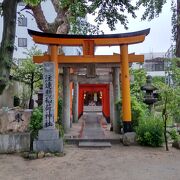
[89,1,173,55]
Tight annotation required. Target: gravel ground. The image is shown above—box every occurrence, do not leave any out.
[0,144,180,180]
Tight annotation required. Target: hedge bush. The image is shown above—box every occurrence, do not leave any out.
[169,129,180,142]
[58,98,63,125]
[29,97,63,141]
[136,115,164,147]
[131,96,148,130]
[29,106,43,140]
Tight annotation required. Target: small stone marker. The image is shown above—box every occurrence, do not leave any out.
[33,62,63,153]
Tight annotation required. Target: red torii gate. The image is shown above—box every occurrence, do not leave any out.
[28,28,150,132]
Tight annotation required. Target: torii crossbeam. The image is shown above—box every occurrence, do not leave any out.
[28,28,150,132]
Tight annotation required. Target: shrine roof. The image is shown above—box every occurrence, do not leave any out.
[28,29,150,39]
[28,28,150,46]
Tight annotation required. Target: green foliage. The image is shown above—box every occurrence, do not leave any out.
[57,97,64,137]
[170,58,180,86]
[11,46,43,108]
[137,0,166,21]
[116,96,148,130]
[69,18,103,35]
[171,0,177,42]
[29,98,64,140]
[61,0,137,32]
[12,46,43,86]
[131,96,148,130]
[23,0,42,6]
[130,68,146,100]
[170,58,180,123]
[169,129,180,142]
[58,97,63,125]
[136,115,164,147]
[152,76,165,84]
[154,58,180,125]
[130,69,148,129]
[56,123,64,138]
[29,106,43,140]
[152,58,180,150]
[90,0,137,30]
[0,2,2,16]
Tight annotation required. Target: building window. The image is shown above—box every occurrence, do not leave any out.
[144,58,165,72]
[18,17,27,26]
[155,64,164,71]
[18,38,27,47]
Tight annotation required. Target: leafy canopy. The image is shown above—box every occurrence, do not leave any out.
[12,45,43,87]
[23,0,167,32]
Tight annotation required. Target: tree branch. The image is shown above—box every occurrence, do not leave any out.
[27,1,70,34]
[28,4,50,32]
[51,0,61,13]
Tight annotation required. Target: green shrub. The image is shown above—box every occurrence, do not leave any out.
[115,96,147,131]
[56,123,64,138]
[169,129,180,142]
[136,116,164,147]
[29,106,43,140]
[131,96,148,130]
[58,98,63,125]
[29,98,63,143]
[57,97,64,137]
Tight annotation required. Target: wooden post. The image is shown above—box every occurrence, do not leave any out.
[50,45,58,122]
[120,45,132,132]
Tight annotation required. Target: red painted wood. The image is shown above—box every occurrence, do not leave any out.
[78,87,84,118]
[78,84,110,119]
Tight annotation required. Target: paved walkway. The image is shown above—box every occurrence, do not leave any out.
[81,112,105,139]
[64,112,120,141]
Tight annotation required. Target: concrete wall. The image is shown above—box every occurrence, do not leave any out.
[0,133,30,153]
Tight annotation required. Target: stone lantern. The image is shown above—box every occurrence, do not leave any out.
[141,75,158,111]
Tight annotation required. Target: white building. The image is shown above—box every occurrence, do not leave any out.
[0,1,81,63]
[132,52,167,77]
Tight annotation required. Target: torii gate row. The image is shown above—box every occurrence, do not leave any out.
[28,28,150,132]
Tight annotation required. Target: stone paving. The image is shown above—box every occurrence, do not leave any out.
[64,112,121,144]
[81,112,105,139]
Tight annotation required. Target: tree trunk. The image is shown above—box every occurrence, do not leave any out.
[176,0,180,58]
[163,95,169,151]
[0,0,19,94]
[29,73,34,109]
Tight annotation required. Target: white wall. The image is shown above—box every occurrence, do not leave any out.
[0,0,81,61]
